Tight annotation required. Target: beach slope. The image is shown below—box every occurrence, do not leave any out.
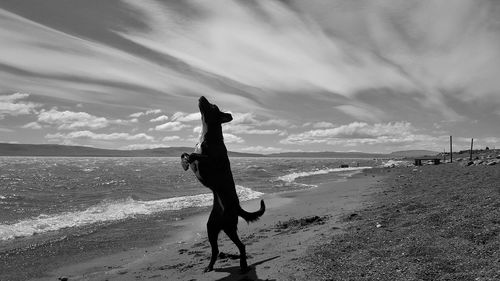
[36,173,382,281]
[305,164,500,280]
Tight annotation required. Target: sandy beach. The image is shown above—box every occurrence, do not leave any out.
[31,171,383,281]
[304,162,500,280]
[14,159,499,281]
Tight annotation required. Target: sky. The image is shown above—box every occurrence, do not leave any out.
[1,0,499,154]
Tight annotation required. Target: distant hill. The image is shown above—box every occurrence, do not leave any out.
[0,143,262,157]
[267,151,388,158]
[0,143,435,158]
[389,150,439,158]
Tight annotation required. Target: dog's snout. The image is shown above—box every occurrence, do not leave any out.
[198,96,210,109]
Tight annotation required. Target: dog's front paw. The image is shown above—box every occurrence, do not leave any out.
[181,153,190,171]
[187,153,197,163]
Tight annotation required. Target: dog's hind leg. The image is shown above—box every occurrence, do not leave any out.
[204,221,220,272]
[223,228,249,273]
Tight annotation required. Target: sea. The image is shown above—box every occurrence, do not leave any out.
[0,156,379,279]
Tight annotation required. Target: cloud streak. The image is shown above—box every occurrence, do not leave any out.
[118,0,413,97]
[46,131,154,141]
[281,121,442,148]
[129,109,162,118]
[154,121,190,132]
[0,8,217,108]
[36,109,132,130]
[150,115,169,122]
[116,0,500,122]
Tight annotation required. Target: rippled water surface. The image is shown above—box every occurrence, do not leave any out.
[0,157,375,241]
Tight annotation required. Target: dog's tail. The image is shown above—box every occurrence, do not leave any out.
[239,199,265,223]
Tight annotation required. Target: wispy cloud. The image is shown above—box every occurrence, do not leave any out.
[229,113,289,127]
[22,122,42,130]
[191,126,244,144]
[118,0,413,98]
[171,112,201,123]
[335,105,385,122]
[221,112,289,135]
[150,115,169,122]
[46,131,154,141]
[311,122,336,129]
[36,109,132,130]
[0,8,213,107]
[0,93,41,118]
[130,109,162,118]
[117,0,500,122]
[281,121,440,147]
[223,133,244,144]
[224,125,286,136]
[300,0,500,116]
[162,136,181,142]
[154,121,190,132]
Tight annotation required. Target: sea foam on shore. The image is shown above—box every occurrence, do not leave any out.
[278,166,372,184]
[0,185,263,241]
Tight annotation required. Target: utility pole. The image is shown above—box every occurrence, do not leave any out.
[469,138,474,161]
[450,136,453,163]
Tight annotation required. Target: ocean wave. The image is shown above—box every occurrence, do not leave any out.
[0,185,263,241]
[380,160,413,168]
[246,165,267,171]
[277,166,372,183]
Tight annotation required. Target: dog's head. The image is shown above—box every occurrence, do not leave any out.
[198,96,233,125]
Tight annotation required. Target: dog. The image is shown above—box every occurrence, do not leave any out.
[181,96,265,273]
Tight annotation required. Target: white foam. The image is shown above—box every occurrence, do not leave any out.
[380,160,413,167]
[0,185,263,241]
[278,166,372,183]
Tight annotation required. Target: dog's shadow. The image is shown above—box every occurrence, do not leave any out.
[214,256,280,281]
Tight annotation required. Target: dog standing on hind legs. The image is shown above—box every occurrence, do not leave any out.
[181,96,265,273]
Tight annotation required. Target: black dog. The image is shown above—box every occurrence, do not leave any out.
[181,96,265,273]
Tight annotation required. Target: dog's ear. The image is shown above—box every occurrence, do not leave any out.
[220,112,233,123]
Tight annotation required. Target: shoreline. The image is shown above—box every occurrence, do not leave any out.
[32,170,383,281]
